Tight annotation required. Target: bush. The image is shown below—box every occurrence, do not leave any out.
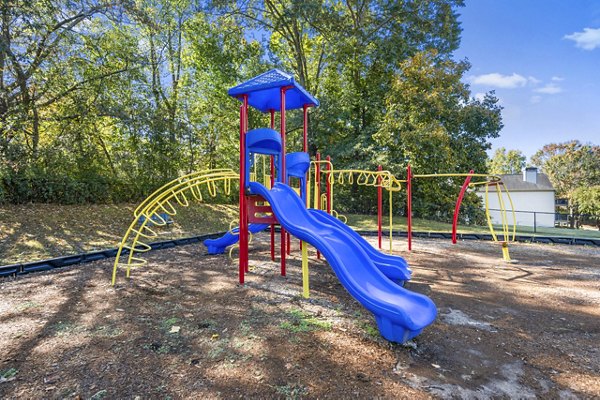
[0,170,128,204]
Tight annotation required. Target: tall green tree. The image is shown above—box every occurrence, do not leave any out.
[374,50,502,218]
[0,0,505,210]
[530,140,600,198]
[0,0,129,165]
[571,186,600,229]
[487,147,526,174]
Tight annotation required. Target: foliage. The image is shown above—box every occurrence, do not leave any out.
[487,147,525,174]
[0,0,502,215]
[374,50,502,218]
[572,186,600,229]
[530,141,600,199]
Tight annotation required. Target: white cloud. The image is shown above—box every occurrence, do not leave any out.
[470,73,528,88]
[551,76,564,82]
[564,27,600,50]
[534,83,562,94]
[473,92,486,102]
[530,95,542,104]
[528,76,541,85]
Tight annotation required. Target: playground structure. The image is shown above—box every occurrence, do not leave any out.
[112,69,517,343]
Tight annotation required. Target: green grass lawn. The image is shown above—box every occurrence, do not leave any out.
[0,203,237,265]
[344,213,600,240]
[1,203,598,266]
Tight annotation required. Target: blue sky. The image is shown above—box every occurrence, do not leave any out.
[455,0,600,160]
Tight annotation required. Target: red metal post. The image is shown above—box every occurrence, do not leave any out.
[302,104,309,153]
[407,164,412,251]
[243,97,250,273]
[452,170,474,244]
[269,109,275,261]
[377,165,383,250]
[326,155,332,214]
[280,87,287,276]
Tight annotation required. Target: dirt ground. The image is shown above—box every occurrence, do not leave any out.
[1,235,599,399]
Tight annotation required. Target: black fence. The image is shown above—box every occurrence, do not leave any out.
[487,208,599,234]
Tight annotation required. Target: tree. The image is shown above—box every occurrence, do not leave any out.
[487,147,526,174]
[530,141,600,198]
[0,0,505,210]
[572,186,600,229]
[374,50,502,219]
[209,0,502,216]
[0,0,130,164]
[0,0,267,203]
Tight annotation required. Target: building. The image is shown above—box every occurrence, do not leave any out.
[476,167,555,228]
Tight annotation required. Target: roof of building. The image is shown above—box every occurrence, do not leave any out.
[228,69,319,112]
[478,173,555,192]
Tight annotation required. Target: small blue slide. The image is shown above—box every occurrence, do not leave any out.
[204,223,269,254]
[309,209,411,283]
[249,181,436,343]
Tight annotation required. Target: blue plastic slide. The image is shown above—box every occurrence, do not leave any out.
[309,209,411,283]
[249,181,436,343]
[204,223,269,254]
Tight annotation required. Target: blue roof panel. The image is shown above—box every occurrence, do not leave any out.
[228,69,319,112]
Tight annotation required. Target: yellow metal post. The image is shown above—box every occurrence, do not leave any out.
[389,189,393,254]
[501,241,511,262]
[302,240,309,298]
[484,183,498,242]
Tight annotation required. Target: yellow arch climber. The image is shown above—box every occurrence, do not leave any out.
[112,169,238,285]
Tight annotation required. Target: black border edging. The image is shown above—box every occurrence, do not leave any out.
[2,228,599,279]
[0,232,226,278]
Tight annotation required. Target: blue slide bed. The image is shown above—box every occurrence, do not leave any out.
[249,181,436,343]
[203,208,411,283]
[204,223,269,254]
[309,209,411,282]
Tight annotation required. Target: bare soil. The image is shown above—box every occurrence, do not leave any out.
[1,236,599,399]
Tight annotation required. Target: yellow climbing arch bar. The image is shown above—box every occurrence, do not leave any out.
[112,169,239,285]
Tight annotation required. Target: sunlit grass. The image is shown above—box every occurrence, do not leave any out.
[1,202,597,266]
[344,213,600,239]
[0,202,238,265]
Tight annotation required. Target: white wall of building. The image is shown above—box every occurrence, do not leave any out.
[476,190,555,227]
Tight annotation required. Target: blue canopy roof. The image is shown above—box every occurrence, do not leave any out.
[228,69,319,113]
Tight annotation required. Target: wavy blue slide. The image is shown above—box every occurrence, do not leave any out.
[249,181,436,343]
[204,223,269,254]
[309,209,412,282]
[203,208,411,283]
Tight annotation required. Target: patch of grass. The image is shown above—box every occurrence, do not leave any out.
[279,309,332,333]
[52,321,80,336]
[89,389,108,400]
[274,384,309,399]
[358,321,380,339]
[0,368,18,381]
[93,325,124,338]
[161,317,179,330]
[207,339,230,360]
[238,320,253,337]
[17,301,40,311]
[144,342,172,354]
